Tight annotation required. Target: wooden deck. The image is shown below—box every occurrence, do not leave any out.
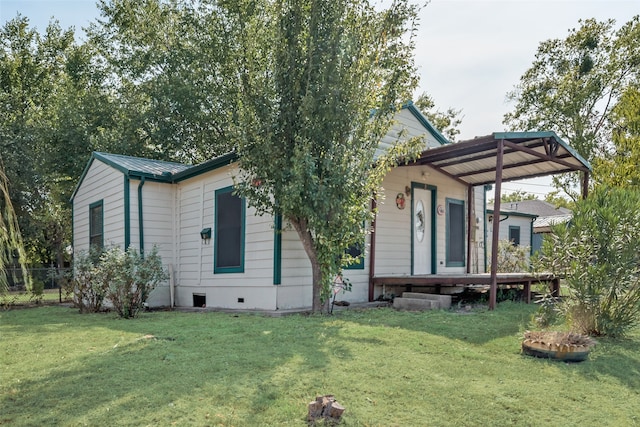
[371,273,559,303]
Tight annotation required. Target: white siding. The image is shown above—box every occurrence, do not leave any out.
[73,160,126,254]
[173,164,278,310]
[130,179,177,306]
[377,109,444,157]
[374,165,468,278]
[487,214,534,264]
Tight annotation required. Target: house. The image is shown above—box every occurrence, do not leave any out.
[486,206,538,268]
[71,105,591,311]
[503,200,572,253]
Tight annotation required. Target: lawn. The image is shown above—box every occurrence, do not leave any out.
[1,303,639,426]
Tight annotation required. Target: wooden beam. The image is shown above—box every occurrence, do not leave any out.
[467,185,473,274]
[489,139,505,310]
[502,140,589,173]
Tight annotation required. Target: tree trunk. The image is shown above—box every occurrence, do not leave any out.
[289,217,327,313]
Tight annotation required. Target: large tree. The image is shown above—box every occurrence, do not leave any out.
[592,85,640,188]
[0,16,121,267]
[504,16,640,196]
[87,0,247,163]
[1,162,31,293]
[235,0,424,312]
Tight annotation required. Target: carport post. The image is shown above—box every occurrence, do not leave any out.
[489,139,505,310]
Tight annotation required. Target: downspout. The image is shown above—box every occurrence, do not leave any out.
[138,177,145,257]
[368,197,377,302]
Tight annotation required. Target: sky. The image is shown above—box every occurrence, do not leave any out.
[1,0,638,197]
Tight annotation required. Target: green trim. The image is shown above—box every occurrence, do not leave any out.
[530,219,534,257]
[124,176,130,249]
[71,201,74,254]
[487,209,537,219]
[70,157,96,202]
[508,225,521,246]
[89,200,104,250]
[404,102,451,146]
[445,198,465,267]
[214,186,245,274]
[138,177,145,256]
[410,182,438,275]
[72,151,234,201]
[273,214,282,284]
[173,152,238,182]
[343,242,365,270]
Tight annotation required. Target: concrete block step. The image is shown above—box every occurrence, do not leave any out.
[393,297,438,311]
[401,292,452,309]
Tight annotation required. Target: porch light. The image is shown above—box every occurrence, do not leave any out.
[200,227,212,242]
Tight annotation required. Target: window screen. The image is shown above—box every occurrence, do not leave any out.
[509,226,521,246]
[446,199,465,266]
[89,201,103,250]
[214,187,245,273]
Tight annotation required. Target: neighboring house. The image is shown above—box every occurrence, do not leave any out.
[485,206,538,271]
[495,200,572,254]
[72,105,590,310]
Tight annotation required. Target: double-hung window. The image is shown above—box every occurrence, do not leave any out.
[89,200,103,250]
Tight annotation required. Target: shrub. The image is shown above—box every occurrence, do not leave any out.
[533,186,640,336]
[94,246,168,318]
[490,239,530,273]
[69,248,105,313]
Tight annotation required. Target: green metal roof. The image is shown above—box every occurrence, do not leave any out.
[93,152,191,180]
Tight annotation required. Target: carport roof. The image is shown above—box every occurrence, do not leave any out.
[412,131,591,186]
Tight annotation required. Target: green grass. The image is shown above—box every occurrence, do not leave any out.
[1,303,639,426]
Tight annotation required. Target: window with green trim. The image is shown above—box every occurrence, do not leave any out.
[89,200,104,250]
[343,242,364,270]
[214,187,245,273]
[446,198,465,267]
[509,226,521,246]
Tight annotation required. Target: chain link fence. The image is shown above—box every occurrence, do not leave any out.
[1,267,73,307]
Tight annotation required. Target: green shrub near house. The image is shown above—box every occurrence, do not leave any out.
[69,246,167,318]
[533,186,640,336]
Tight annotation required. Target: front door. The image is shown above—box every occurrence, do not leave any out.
[413,187,432,274]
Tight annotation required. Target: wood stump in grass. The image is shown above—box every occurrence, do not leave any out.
[307,395,344,424]
[522,331,596,362]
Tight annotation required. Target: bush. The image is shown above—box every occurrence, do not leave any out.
[533,186,640,336]
[95,246,167,318]
[490,239,530,273]
[69,248,105,313]
[69,246,167,318]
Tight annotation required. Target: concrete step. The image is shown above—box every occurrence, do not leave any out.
[401,292,452,309]
[393,297,438,311]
